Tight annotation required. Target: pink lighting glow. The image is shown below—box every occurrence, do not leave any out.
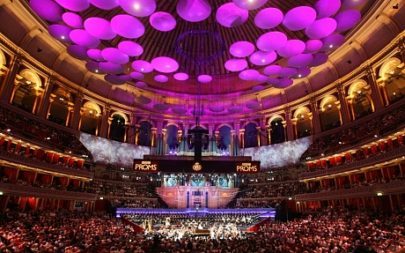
[30,0,63,22]
[173,73,189,81]
[67,45,88,60]
[177,0,211,23]
[149,12,177,32]
[233,0,268,10]
[315,0,341,18]
[118,41,143,57]
[84,17,116,40]
[263,65,282,76]
[69,29,100,48]
[257,31,287,52]
[305,18,337,39]
[154,74,169,83]
[216,3,248,28]
[102,48,129,64]
[62,12,83,28]
[229,41,255,58]
[277,39,306,58]
[249,51,277,66]
[89,0,119,10]
[198,75,213,83]
[305,40,323,53]
[239,69,260,81]
[49,24,72,42]
[288,54,314,68]
[111,14,145,39]
[151,57,179,73]
[118,0,156,17]
[87,49,104,61]
[335,10,361,32]
[283,6,316,31]
[130,71,145,80]
[132,60,153,73]
[55,0,90,12]
[254,8,283,29]
[225,59,248,72]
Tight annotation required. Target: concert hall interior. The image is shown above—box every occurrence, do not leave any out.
[0,0,404,252]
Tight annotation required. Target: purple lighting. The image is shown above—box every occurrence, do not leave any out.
[229,41,255,58]
[305,18,337,39]
[249,51,277,66]
[154,74,169,83]
[322,34,345,50]
[30,0,63,22]
[315,0,341,18]
[102,48,129,64]
[277,39,306,58]
[69,29,100,48]
[130,71,144,80]
[67,45,88,60]
[118,0,156,17]
[177,0,211,22]
[99,62,124,74]
[310,53,328,67]
[335,10,361,32]
[105,74,131,85]
[254,8,284,30]
[62,12,83,28]
[173,72,189,81]
[55,0,90,12]
[89,0,119,10]
[132,60,153,73]
[87,49,104,61]
[273,78,293,88]
[198,74,213,83]
[283,6,316,31]
[84,17,116,40]
[257,31,287,52]
[263,65,282,76]
[151,57,179,73]
[239,69,259,81]
[233,0,268,10]
[111,14,145,39]
[149,12,176,32]
[49,24,72,42]
[305,40,323,53]
[118,41,143,57]
[288,54,314,68]
[225,59,248,72]
[216,3,248,28]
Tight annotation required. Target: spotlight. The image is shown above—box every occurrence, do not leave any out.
[0,191,3,195]
[99,196,104,200]
[376,192,383,196]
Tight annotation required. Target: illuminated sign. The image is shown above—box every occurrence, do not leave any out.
[134,160,158,172]
[192,162,202,172]
[236,162,259,173]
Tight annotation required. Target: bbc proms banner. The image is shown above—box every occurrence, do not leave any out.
[243,137,312,169]
[80,133,150,167]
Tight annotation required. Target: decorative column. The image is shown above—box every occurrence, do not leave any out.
[70,93,83,130]
[1,54,21,103]
[256,126,261,146]
[99,105,111,138]
[337,84,351,124]
[45,94,56,119]
[31,88,44,114]
[230,129,235,156]
[365,66,384,111]
[310,99,322,134]
[37,77,54,118]
[291,118,298,139]
[127,115,136,144]
[266,125,271,145]
[65,102,74,127]
[239,129,245,149]
[285,107,294,141]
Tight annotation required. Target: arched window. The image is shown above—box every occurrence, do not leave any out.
[80,102,101,135]
[12,69,43,113]
[110,113,127,142]
[270,117,285,144]
[379,57,404,104]
[166,124,179,151]
[48,87,72,126]
[293,107,312,138]
[319,95,341,131]
[348,80,373,120]
[138,121,152,146]
[218,125,231,151]
[244,122,258,148]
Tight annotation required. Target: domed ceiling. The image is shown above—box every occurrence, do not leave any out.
[23,0,377,117]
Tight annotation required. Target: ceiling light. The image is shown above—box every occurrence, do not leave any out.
[6,129,11,132]
[329,44,334,48]
[133,3,140,10]
[376,192,383,196]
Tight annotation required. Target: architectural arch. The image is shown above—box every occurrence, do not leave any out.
[319,95,341,131]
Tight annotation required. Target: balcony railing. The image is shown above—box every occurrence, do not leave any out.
[299,145,405,180]
[0,149,93,178]
[295,180,405,201]
[0,182,97,201]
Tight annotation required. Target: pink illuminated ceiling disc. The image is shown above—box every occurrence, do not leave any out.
[257,31,287,52]
[49,24,72,42]
[233,0,268,10]
[87,49,104,61]
[256,74,268,82]
[118,0,156,17]
[105,74,131,85]
[177,0,211,22]
[118,41,143,57]
[135,82,148,89]
[277,39,305,58]
[55,0,90,12]
[30,0,63,22]
[86,61,101,73]
[283,6,316,31]
[279,67,298,77]
[310,53,328,67]
[273,78,293,88]
[288,54,314,68]
[130,71,144,80]
[62,12,83,28]
[252,85,265,91]
[239,69,259,81]
[305,18,337,39]
[322,34,345,50]
[102,48,129,64]
[89,0,119,10]
[263,65,282,76]
[305,40,323,53]
[335,10,361,32]
[151,57,179,73]
[173,72,189,81]
[149,12,176,32]
[315,0,341,18]
[342,0,366,9]
[111,14,145,39]
[249,51,277,66]
[198,74,213,83]
[229,41,255,58]
[84,17,116,40]
[132,60,153,73]
[295,67,311,78]
[225,59,248,72]
[254,8,283,29]
[67,45,88,60]
[216,3,248,28]
[154,74,169,83]
[69,29,100,48]
[99,62,124,74]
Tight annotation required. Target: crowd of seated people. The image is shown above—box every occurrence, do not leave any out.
[235,199,282,208]
[0,207,402,252]
[88,179,155,198]
[241,181,307,199]
[111,199,160,208]
[0,105,90,157]
[304,105,405,158]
